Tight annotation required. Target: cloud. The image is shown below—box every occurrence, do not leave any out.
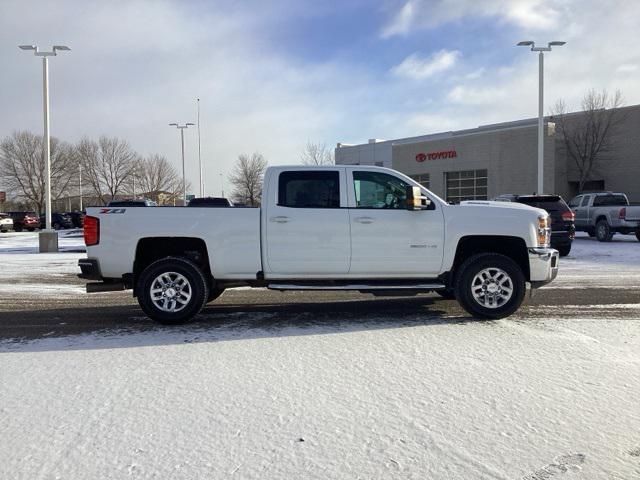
[381,0,562,38]
[392,50,461,79]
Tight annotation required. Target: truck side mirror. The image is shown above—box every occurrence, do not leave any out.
[406,185,432,210]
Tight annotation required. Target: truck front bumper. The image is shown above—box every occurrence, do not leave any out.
[528,247,559,288]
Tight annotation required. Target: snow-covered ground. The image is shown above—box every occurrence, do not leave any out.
[1,232,639,479]
[0,230,86,296]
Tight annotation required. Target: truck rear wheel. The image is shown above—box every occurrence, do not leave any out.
[596,220,613,242]
[636,229,640,242]
[137,256,209,324]
[454,253,526,320]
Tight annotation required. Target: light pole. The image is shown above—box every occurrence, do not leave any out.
[169,123,194,205]
[19,44,70,252]
[517,40,565,194]
[78,162,83,211]
[220,173,224,197]
[196,98,203,197]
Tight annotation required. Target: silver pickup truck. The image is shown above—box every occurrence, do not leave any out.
[568,192,640,242]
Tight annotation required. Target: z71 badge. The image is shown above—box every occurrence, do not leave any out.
[99,208,126,214]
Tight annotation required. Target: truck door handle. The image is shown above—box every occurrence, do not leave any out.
[354,216,374,224]
[270,216,291,223]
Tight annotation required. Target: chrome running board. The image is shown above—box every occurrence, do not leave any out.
[268,283,446,291]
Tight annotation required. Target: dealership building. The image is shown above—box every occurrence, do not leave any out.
[335,104,640,203]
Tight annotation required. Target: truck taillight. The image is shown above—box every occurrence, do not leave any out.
[619,207,626,220]
[84,216,100,246]
[561,211,575,222]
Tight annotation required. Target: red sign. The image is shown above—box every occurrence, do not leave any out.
[416,150,457,162]
[0,191,5,203]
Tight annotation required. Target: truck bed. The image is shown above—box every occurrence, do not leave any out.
[86,206,262,279]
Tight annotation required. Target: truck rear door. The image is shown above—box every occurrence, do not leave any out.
[264,168,350,275]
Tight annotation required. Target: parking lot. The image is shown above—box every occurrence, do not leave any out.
[1,231,639,479]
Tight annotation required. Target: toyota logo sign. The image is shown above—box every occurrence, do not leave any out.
[415,150,457,162]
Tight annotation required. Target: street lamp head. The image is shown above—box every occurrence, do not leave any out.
[19,45,37,51]
[53,45,71,52]
[169,123,178,126]
[186,123,195,126]
[517,41,534,47]
[548,41,566,47]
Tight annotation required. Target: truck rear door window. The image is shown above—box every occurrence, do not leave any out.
[592,195,628,206]
[278,171,340,208]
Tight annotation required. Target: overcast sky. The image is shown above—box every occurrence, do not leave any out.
[1,0,639,195]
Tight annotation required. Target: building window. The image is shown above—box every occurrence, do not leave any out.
[410,174,430,189]
[278,171,340,208]
[445,169,488,203]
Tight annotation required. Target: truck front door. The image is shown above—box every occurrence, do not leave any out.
[264,169,350,275]
[347,170,444,276]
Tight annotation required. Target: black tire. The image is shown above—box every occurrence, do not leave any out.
[137,256,209,324]
[636,229,640,242]
[207,288,224,303]
[27,228,35,232]
[52,222,61,230]
[435,289,456,300]
[587,229,595,237]
[596,220,613,242]
[557,244,572,257]
[14,226,22,232]
[454,253,526,320]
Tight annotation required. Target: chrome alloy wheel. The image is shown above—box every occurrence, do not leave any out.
[470,267,513,309]
[150,272,192,312]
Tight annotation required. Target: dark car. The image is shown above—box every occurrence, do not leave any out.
[494,194,575,256]
[107,199,157,207]
[39,212,74,230]
[66,211,85,228]
[187,197,232,207]
[7,211,41,231]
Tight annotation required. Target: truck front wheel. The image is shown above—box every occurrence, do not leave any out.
[454,253,526,319]
[137,257,209,324]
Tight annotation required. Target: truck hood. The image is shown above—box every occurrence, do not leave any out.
[459,200,547,216]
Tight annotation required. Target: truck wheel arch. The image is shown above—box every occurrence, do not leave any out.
[133,237,213,296]
[449,236,530,285]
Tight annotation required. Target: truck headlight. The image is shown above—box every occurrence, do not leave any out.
[538,215,550,247]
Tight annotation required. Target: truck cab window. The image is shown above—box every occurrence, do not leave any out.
[278,171,340,208]
[580,196,590,207]
[353,171,409,209]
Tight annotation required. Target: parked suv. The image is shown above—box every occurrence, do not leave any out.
[7,211,40,231]
[0,213,14,233]
[40,212,74,230]
[66,211,85,228]
[107,199,157,207]
[494,194,575,256]
[187,197,232,207]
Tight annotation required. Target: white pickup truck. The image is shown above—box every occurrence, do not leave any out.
[79,165,558,324]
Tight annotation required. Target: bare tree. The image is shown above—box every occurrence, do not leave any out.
[552,89,625,193]
[300,141,334,165]
[77,136,138,204]
[0,131,75,213]
[229,152,268,206]
[134,154,183,204]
